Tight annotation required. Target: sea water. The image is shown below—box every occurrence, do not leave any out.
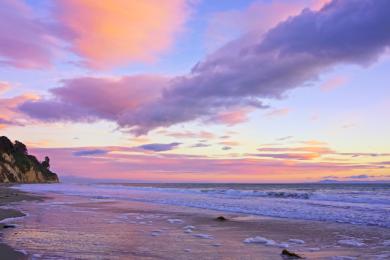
[17,182,390,228]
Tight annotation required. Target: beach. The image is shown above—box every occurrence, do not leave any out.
[0,185,44,259]
[0,183,389,259]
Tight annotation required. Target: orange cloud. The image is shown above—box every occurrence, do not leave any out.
[254,145,335,161]
[56,0,189,68]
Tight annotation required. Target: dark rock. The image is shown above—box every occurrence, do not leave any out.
[3,224,16,229]
[41,156,50,169]
[0,136,14,153]
[215,216,227,221]
[281,249,303,259]
[14,141,28,155]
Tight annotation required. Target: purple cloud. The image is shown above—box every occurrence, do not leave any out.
[138,142,181,152]
[19,0,390,134]
[121,0,390,133]
[0,1,60,68]
[0,118,24,127]
[19,75,168,123]
[73,149,108,157]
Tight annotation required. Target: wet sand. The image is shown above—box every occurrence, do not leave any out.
[2,191,390,259]
[0,185,43,260]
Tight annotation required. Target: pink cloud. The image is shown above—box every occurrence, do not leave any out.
[210,108,253,125]
[20,75,169,123]
[311,0,332,10]
[320,76,348,92]
[56,0,189,68]
[266,108,290,118]
[0,0,55,68]
[0,92,38,128]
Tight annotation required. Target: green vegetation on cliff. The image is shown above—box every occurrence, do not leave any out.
[0,136,59,183]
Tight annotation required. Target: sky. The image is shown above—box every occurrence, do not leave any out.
[1,0,389,182]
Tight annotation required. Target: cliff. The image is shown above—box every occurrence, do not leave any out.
[0,136,59,183]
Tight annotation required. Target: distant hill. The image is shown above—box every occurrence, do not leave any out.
[318,179,340,183]
[319,179,390,184]
[0,136,59,183]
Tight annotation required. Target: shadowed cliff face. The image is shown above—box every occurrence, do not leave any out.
[0,136,59,183]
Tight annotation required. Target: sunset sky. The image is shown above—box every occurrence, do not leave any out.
[1,0,389,182]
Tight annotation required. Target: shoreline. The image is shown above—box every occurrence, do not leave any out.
[4,187,390,259]
[0,185,44,259]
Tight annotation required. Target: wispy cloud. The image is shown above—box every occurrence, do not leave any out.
[138,142,181,152]
[348,174,370,179]
[320,75,348,92]
[257,146,334,154]
[160,130,215,139]
[208,107,255,125]
[219,141,239,146]
[277,136,293,141]
[73,149,108,157]
[339,153,390,158]
[252,152,321,160]
[0,82,11,94]
[255,145,390,161]
[266,108,291,118]
[300,140,328,146]
[191,143,210,148]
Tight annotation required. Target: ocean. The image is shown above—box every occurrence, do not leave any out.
[17,182,390,228]
[2,182,389,259]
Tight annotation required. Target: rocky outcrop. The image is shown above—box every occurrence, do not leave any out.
[0,136,59,183]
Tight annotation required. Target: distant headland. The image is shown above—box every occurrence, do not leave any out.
[0,136,59,183]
